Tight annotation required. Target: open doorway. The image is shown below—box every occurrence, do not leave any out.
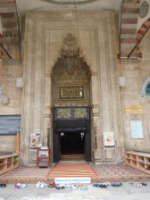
[53,107,91,163]
[51,34,91,162]
[60,131,85,160]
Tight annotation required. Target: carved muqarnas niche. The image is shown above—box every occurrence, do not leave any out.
[51,33,91,81]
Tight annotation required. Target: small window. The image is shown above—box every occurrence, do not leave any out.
[145,82,150,96]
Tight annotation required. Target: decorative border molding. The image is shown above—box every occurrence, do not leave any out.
[54,107,89,119]
[139,75,150,97]
[139,1,149,18]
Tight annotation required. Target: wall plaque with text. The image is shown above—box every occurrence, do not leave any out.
[0,115,21,135]
[60,86,83,99]
[54,107,89,120]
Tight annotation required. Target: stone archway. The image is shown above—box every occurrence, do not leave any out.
[21,10,124,166]
[51,33,91,104]
[51,33,91,162]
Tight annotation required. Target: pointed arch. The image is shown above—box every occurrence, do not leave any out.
[145,81,150,96]
[137,18,150,58]
[51,33,91,106]
[51,33,91,83]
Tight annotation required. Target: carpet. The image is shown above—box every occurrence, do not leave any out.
[47,163,98,179]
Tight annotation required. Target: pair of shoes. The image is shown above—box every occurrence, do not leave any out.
[14,183,27,189]
[127,181,134,185]
[111,182,122,187]
[99,183,107,188]
[77,183,84,187]
[65,183,71,188]
[0,183,6,188]
[71,184,78,190]
[104,182,111,186]
[36,182,47,188]
[135,183,142,188]
[93,183,108,188]
[80,186,88,190]
[48,182,55,188]
[92,183,100,187]
[55,184,65,189]
[141,182,147,186]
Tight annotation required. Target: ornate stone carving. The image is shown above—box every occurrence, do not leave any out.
[60,86,83,99]
[74,108,88,118]
[139,1,149,18]
[55,107,89,119]
[51,33,91,82]
[57,108,71,119]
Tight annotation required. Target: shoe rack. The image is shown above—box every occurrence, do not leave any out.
[0,153,19,175]
[125,151,150,175]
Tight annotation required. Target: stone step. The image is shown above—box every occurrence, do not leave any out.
[61,154,85,160]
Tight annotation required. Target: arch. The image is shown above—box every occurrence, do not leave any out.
[139,75,150,97]
[51,33,91,83]
[145,81,150,96]
[51,33,91,106]
[51,33,92,162]
[137,18,150,57]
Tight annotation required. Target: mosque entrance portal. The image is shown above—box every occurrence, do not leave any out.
[53,107,91,162]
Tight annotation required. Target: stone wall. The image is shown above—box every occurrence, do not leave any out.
[21,10,124,166]
[1,10,149,166]
[120,30,150,151]
[0,58,22,153]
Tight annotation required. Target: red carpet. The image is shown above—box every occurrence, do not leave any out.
[47,163,98,178]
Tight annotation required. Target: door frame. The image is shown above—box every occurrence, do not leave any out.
[52,106,91,162]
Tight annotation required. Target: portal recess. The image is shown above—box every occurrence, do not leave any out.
[51,33,92,162]
[53,107,91,162]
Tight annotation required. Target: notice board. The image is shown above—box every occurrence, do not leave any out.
[103,131,115,146]
[130,120,143,138]
[0,115,21,135]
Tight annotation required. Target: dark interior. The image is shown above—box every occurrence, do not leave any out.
[60,132,84,155]
[53,107,91,162]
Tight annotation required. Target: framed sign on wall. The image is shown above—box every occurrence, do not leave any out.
[0,115,21,135]
[103,131,115,146]
[130,120,143,139]
[30,133,42,148]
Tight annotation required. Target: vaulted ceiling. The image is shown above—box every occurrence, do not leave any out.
[0,0,150,61]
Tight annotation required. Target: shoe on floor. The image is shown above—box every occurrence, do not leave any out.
[92,183,100,187]
[71,184,78,190]
[36,182,47,188]
[55,184,65,189]
[111,182,122,187]
[99,183,107,188]
[14,183,27,189]
[141,182,147,186]
[0,183,6,188]
[48,181,55,188]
